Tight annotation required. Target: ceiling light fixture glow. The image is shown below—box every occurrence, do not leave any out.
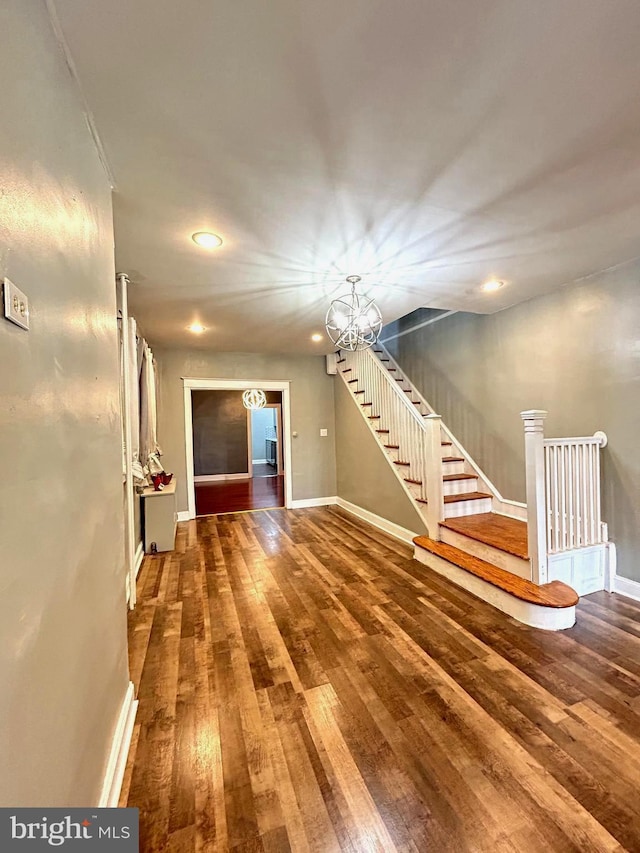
[188,322,206,334]
[192,231,223,249]
[311,333,323,342]
[325,275,382,351]
[481,278,504,292]
[242,389,267,410]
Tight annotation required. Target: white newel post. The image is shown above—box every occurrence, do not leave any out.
[423,414,444,540]
[521,409,548,585]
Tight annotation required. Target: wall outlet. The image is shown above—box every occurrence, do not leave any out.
[320,428,328,437]
[3,278,30,330]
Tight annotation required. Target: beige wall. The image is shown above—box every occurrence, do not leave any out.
[334,379,428,535]
[385,261,640,582]
[0,1,129,805]
[153,349,337,510]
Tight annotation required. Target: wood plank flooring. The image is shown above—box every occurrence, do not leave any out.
[195,476,284,515]
[122,506,640,852]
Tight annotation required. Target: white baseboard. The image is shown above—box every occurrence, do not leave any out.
[134,541,144,578]
[194,473,248,482]
[98,682,138,807]
[252,458,268,464]
[335,497,418,545]
[176,510,192,522]
[290,496,337,509]
[614,573,640,602]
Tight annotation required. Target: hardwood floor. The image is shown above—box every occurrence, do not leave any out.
[122,506,640,852]
[195,475,284,515]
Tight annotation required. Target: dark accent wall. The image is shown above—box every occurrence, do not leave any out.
[386,260,640,583]
[192,390,248,475]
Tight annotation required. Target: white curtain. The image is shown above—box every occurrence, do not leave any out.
[139,340,162,475]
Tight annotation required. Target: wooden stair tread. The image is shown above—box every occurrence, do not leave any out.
[413,537,577,608]
[375,429,390,433]
[440,513,529,559]
[354,390,365,395]
[393,461,411,466]
[368,416,381,419]
[337,358,346,364]
[443,491,491,503]
[404,477,422,485]
[384,444,400,449]
[348,379,358,383]
[342,368,352,373]
[442,473,476,481]
[443,456,465,463]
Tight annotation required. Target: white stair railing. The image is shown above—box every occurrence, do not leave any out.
[340,348,444,537]
[521,409,608,584]
[544,432,607,553]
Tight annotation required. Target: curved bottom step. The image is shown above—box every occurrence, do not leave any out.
[413,537,578,631]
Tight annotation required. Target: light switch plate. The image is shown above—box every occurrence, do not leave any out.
[3,278,30,330]
[320,428,328,437]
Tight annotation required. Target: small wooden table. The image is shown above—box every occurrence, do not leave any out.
[141,480,177,554]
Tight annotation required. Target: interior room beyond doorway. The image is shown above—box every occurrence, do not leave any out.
[190,388,284,515]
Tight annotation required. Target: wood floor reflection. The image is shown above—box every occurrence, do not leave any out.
[121,506,640,852]
[195,474,284,515]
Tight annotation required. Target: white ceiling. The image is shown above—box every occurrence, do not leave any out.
[52,0,640,353]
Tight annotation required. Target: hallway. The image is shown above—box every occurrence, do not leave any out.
[121,507,640,852]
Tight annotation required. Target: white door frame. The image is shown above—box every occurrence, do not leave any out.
[183,378,292,519]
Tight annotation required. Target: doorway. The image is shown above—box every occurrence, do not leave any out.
[250,403,283,477]
[183,379,291,518]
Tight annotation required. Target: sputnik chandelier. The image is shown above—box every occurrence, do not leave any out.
[325,275,383,351]
[242,389,267,410]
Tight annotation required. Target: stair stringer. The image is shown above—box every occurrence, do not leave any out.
[373,343,527,522]
[334,362,437,534]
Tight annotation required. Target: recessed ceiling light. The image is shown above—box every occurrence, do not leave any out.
[481,278,504,292]
[188,322,206,334]
[192,231,223,249]
[311,333,323,342]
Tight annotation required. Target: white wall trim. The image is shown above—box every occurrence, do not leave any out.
[290,496,338,509]
[194,473,249,482]
[336,497,418,545]
[614,573,640,603]
[134,541,144,579]
[252,458,268,465]
[177,510,191,522]
[183,378,293,519]
[98,682,138,808]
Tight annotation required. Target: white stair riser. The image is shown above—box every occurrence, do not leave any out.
[439,527,532,579]
[412,547,575,630]
[442,460,466,475]
[443,478,478,496]
[444,497,492,518]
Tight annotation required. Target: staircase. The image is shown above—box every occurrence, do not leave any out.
[332,344,611,630]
